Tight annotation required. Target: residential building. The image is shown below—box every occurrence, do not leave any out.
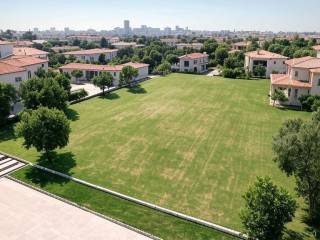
[0,41,14,59]
[232,41,250,51]
[313,45,320,58]
[51,46,80,53]
[63,48,118,62]
[13,47,49,59]
[14,40,33,47]
[111,42,140,49]
[245,50,288,78]
[0,56,48,88]
[172,53,209,73]
[59,62,149,85]
[160,38,180,47]
[270,56,320,106]
[124,20,131,35]
[176,43,204,50]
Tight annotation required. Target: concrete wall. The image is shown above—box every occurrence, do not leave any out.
[178,57,208,73]
[0,44,13,59]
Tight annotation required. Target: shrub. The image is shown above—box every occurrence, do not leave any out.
[69,89,88,101]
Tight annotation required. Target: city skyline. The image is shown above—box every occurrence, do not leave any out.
[1,0,320,32]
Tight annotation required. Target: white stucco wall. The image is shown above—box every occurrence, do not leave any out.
[24,63,49,79]
[178,57,208,73]
[66,51,117,62]
[289,67,310,82]
[245,56,286,78]
[0,44,13,59]
[0,71,27,88]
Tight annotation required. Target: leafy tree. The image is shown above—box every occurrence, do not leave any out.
[54,73,71,97]
[57,54,66,64]
[165,54,179,65]
[92,72,114,95]
[0,83,16,125]
[20,77,68,111]
[34,67,46,78]
[154,61,171,75]
[240,177,297,240]
[215,47,229,65]
[100,37,108,48]
[98,53,106,64]
[71,70,83,83]
[253,64,266,78]
[15,107,70,161]
[202,40,218,55]
[273,110,320,221]
[22,31,37,40]
[72,38,81,46]
[271,88,288,106]
[268,44,285,54]
[149,50,162,65]
[119,66,138,87]
[293,48,316,58]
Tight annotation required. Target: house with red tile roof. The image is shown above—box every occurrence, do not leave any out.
[13,47,49,59]
[232,41,250,51]
[270,56,320,106]
[59,62,149,85]
[0,40,14,59]
[64,48,118,62]
[245,50,288,78]
[0,56,48,88]
[313,45,320,58]
[173,53,209,73]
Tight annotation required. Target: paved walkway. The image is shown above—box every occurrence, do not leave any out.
[0,178,153,240]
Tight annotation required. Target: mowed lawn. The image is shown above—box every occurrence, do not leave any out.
[0,73,311,232]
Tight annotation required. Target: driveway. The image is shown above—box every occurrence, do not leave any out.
[0,177,153,240]
[71,82,111,97]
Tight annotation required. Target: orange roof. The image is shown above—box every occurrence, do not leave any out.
[0,40,14,45]
[233,41,250,47]
[64,48,118,55]
[292,58,320,69]
[310,68,320,73]
[59,62,149,72]
[313,45,320,51]
[1,56,48,67]
[285,56,314,67]
[13,47,48,56]
[179,53,209,60]
[245,50,287,59]
[0,62,25,75]
[122,62,149,69]
[271,74,312,88]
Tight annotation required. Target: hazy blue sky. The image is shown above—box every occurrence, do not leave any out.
[0,0,319,32]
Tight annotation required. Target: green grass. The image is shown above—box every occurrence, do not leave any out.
[11,166,236,240]
[0,73,314,237]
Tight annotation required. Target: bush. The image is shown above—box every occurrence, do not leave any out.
[222,67,244,79]
[299,95,320,111]
[69,89,88,101]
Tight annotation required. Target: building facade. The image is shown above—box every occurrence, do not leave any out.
[173,53,209,73]
[64,48,118,62]
[0,41,14,59]
[176,43,204,50]
[270,56,320,106]
[13,47,49,59]
[313,45,320,58]
[59,62,149,85]
[245,50,288,78]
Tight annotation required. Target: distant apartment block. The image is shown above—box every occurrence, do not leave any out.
[271,56,320,106]
[245,50,288,78]
[59,62,149,85]
[0,41,14,59]
[63,48,118,62]
[176,43,204,50]
[160,38,180,47]
[172,53,209,73]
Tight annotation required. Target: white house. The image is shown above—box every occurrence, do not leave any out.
[13,47,49,59]
[177,43,204,50]
[270,56,320,106]
[64,48,118,62]
[0,40,14,59]
[0,56,48,88]
[111,42,138,49]
[172,53,209,73]
[232,41,250,51]
[160,38,180,47]
[313,45,320,58]
[245,50,288,78]
[59,62,149,86]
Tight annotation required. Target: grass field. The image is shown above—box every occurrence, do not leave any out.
[0,73,314,236]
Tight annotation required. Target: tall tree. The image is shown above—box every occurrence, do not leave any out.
[0,83,16,125]
[54,73,71,97]
[98,53,106,64]
[100,37,108,48]
[15,107,70,161]
[92,72,114,95]
[119,66,138,87]
[71,70,83,84]
[240,177,297,240]
[273,110,320,221]
[20,77,68,111]
[271,88,288,106]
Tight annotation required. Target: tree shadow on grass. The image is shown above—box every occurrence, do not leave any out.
[65,108,80,121]
[26,151,76,187]
[127,84,147,94]
[99,92,120,100]
[283,229,308,240]
[0,124,16,143]
[301,210,320,239]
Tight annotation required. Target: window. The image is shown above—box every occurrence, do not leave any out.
[15,77,22,82]
[194,60,197,64]
[113,72,116,77]
[318,79,320,86]
[308,90,310,95]
[274,61,276,64]
[294,71,298,77]
[28,71,31,79]
[90,57,94,62]
[294,89,298,98]
[184,61,189,67]
[42,64,44,68]
[288,88,291,97]
[81,56,85,60]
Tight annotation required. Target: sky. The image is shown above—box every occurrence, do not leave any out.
[0,0,319,32]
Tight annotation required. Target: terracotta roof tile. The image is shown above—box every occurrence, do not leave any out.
[64,48,118,55]
[179,53,209,60]
[1,56,48,67]
[245,50,288,59]
[271,74,312,88]
[313,45,320,51]
[285,56,314,67]
[59,62,149,72]
[13,47,48,56]
[0,62,25,75]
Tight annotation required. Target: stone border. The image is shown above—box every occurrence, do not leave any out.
[0,151,247,239]
[5,175,161,240]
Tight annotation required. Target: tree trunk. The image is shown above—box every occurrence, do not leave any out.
[45,149,52,163]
